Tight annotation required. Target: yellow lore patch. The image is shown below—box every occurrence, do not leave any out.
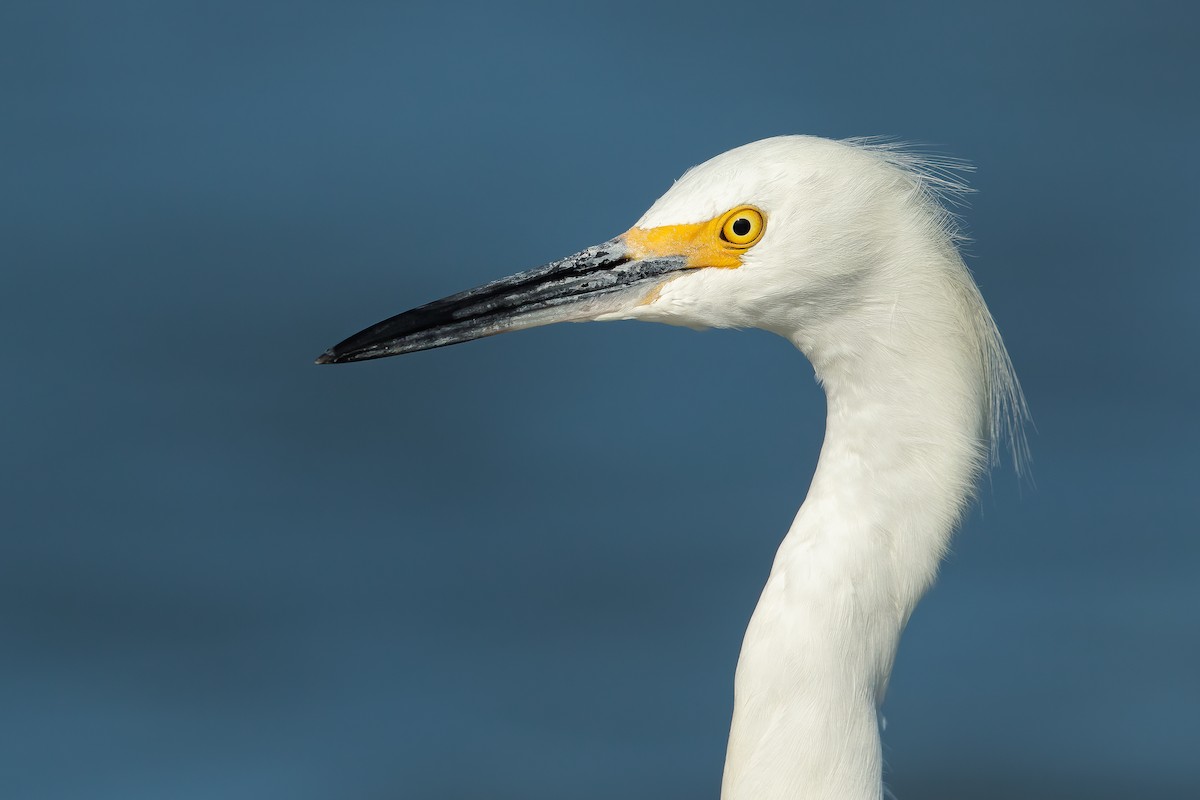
[623,205,766,270]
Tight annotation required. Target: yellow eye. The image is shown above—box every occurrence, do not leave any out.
[720,206,765,247]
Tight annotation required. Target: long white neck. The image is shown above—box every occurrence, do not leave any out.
[721,255,993,800]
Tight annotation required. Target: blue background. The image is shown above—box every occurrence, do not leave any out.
[3,1,1197,798]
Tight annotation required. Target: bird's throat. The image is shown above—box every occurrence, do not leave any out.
[722,292,989,800]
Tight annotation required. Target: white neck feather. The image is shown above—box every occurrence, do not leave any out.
[721,244,1005,800]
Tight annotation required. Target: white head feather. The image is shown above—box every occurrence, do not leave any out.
[626,135,1028,477]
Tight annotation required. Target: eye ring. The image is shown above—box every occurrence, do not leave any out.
[719,206,766,247]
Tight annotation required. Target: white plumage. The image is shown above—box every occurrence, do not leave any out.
[628,137,1026,799]
[320,135,1028,800]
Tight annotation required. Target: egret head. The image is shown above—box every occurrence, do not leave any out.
[317,136,966,365]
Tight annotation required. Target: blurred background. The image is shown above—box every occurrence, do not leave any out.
[3,1,1197,798]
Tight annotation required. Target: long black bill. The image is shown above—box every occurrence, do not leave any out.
[316,239,686,365]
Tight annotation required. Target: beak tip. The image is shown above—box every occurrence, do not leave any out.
[314,350,338,365]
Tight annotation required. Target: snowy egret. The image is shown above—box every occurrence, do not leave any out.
[317,136,1027,800]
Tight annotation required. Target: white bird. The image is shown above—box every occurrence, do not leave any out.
[318,135,1028,800]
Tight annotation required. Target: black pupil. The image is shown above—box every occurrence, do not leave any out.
[732,217,752,237]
